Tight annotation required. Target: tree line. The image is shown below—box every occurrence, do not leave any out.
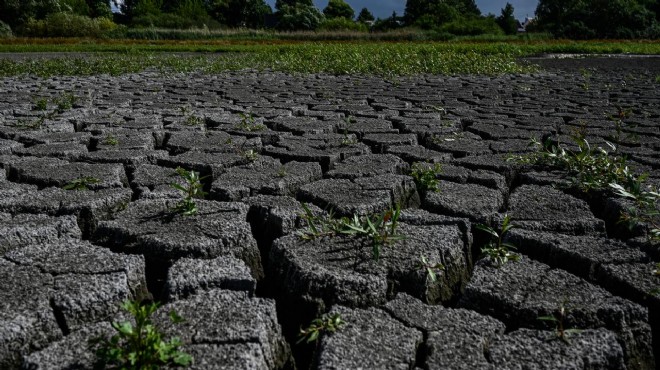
[0,0,658,38]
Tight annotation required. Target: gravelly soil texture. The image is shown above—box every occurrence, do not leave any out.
[0,57,658,370]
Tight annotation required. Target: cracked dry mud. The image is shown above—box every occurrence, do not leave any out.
[0,56,659,370]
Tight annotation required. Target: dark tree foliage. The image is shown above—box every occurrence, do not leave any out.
[535,0,659,38]
[497,2,517,35]
[373,11,402,31]
[323,0,354,20]
[446,0,480,16]
[275,0,312,12]
[276,3,323,30]
[356,7,374,23]
[0,0,61,28]
[404,0,479,26]
[208,0,271,28]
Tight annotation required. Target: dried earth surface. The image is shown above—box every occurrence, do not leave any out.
[0,55,658,369]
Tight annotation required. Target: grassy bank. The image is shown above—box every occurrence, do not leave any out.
[0,39,658,77]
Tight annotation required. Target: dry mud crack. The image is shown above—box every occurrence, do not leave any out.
[0,57,658,369]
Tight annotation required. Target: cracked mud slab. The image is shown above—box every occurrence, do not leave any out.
[0,58,658,369]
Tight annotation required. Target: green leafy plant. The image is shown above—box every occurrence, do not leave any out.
[55,92,76,113]
[242,149,259,162]
[418,255,444,283]
[170,167,207,216]
[609,183,659,241]
[297,313,345,344]
[63,176,100,191]
[510,136,637,193]
[655,75,660,84]
[538,300,582,344]
[410,162,442,193]
[606,105,636,145]
[297,203,350,240]
[184,115,203,126]
[476,214,520,267]
[104,134,119,146]
[297,203,404,261]
[276,166,287,178]
[340,205,404,261]
[91,300,192,369]
[34,97,48,111]
[235,112,266,132]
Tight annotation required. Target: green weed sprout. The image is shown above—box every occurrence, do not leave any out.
[170,167,207,216]
[609,183,659,241]
[297,313,345,344]
[339,204,404,261]
[510,136,636,193]
[418,255,444,283]
[537,300,582,344]
[410,162,442,193]
[34,97,48,111]
[55,92,76,113]
[92,300,192,369]
[63,176,100,191]
[476,214,520,267]
[297,203,405,261]
[235,112,266,132]
[104,134,119,146]
[184,115,203,126]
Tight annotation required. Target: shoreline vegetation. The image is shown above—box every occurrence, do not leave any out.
[0,37,659,78]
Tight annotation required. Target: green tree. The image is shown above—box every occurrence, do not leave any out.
[497,2,517,34]
[277,2,323,30]
[356,7,374,23]
[446,0,480,16]
[208,0,271,27]
[0,0,61,29]
[275,0,312,12]
[535,0,658,38]
[323,0,354,19]
[404,0,478,26]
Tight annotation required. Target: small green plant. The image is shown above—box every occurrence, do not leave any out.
[297,313,345,344]
[510,136,637,193]
[170,167,207,216]
[16,116,46,130]
[609,183,659,241]
[579,68,592,90]
[418,255,444,283]
[55,92,76,113]
[410,162,442,193]
[34,97,48,111]
[184,115,203,126]
[476,214,520,267]
[63,176,100,191]
[235,112,266,132]
[91,300,192,369]
[297,203,404,261]
[340,132,358,146]
[103,134,119,146]
[242,149,259,162]
[276,166,287,178]
[297,203,349,240]
[341,205,404,261]
[655,75,660,84]
[538,300,582,344]
[606,105,636,145]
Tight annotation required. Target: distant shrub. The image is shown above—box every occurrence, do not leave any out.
[439,17,503,36]
[21,13,117,37]
[318,17,368,32]
[0,20,12,38]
